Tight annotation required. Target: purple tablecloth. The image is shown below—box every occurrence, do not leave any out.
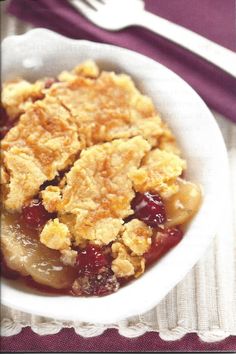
[7,0,236,123]
[1,329,236,352]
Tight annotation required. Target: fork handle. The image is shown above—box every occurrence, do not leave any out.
[135,10,236,78]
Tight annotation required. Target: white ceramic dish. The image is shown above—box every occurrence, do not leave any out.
[1,28,229,324]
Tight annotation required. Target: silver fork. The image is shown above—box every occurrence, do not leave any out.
[69,0,236,78]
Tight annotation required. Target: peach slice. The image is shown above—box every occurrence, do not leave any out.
[1,213,77,289]
[165,178,202,228]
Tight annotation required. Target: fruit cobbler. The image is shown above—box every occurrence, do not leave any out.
[1,61,202,296]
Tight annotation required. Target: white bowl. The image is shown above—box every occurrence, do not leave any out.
[1,28,229,324]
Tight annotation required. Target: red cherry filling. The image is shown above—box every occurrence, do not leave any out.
[0,107,14,139]
[144,227,183,266]
[21,199,56,229]
[75,244,108,276]
[131,192,166,227]
[72,245,119,296]
[72,268,119,296]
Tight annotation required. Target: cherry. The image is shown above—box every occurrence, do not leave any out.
[75,244,108,276]
[21,198,56,229]
[117,276,133,287]
[71,268,119,296]
[131,192,166,227]
[72,245,120,296]
[144,227,183,266]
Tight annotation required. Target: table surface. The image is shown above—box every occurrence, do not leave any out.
[1,0,236,352]
[1,328,236,352]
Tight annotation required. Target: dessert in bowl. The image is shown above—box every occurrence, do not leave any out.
[1,59,201,296]
[1,29,228,323]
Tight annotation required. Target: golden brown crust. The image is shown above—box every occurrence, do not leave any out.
[41,186,62,213]
[2,79,45,119]
[111,242,145,278]
[40,218,71,250]
[48,71,159,148]
[121,219,152,256]
[2,96,80,211]
[56,136,150,245]
[129,148,186,198]
[58,60,100,82]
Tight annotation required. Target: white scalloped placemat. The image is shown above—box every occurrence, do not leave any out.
[1,9,236,342]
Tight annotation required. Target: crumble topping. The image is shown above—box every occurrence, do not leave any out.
[158,124,181,155]
[129,148,186,198]
[2,79,45,120]
[48,70,166,148]
[76,218,124,246]
[121,219,152,256]
[41,186,62,213]
[58,60,100,82]
[0,166,9,185]
[53,136,150,245]
[40,218,71,250]
[111,242,145,278]
[60,249,78,267]
[2,96,80,211]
